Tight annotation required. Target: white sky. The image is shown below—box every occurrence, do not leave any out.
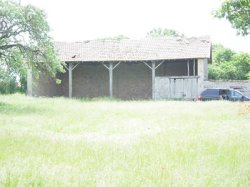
[22,0,250,53]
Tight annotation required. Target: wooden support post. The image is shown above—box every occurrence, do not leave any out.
[193,59,196,76]
[68,63,73,98]
[102,62,120,98]
[109,62,113,98]
[169,78,171,99]
[152,61,156,99]
[187,60,190,76]
[143,61,163,100]
[196,77,199,100]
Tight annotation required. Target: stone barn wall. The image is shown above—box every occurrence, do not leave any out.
[113,63,151,99]
[33,63,152,99]
[32,75,61,97]
[57,63,109,98]
[32,61,197,100]
[156,60,197,76]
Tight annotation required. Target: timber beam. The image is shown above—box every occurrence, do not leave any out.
[143,61,164,99]
[102,62,121,98]
[66,62,80,98]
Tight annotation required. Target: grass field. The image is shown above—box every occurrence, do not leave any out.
[0,94,250,186]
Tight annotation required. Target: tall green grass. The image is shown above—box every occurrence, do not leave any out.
[0,94,250,186]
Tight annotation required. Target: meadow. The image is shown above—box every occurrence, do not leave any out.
[0,94,250,186]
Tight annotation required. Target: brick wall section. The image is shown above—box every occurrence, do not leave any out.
[203,80,250,97]
[33,62,152,99]
[32,75,61,97]
[157,60,196,76]
[114,63,151,99]
[68,63,109,98]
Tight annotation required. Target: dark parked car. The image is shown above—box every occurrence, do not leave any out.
[198,88,250,101]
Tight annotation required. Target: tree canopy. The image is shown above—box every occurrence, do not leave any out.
[209,44,250,80]
[215,0,250,35]
[147,28,184,38]
[0,0,63,78]
[97,35,129,41]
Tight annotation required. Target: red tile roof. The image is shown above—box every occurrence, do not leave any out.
[54,36,211,62]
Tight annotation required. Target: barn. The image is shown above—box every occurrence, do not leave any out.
[29,37,211,100]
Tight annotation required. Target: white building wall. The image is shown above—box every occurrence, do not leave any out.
[197,59,209,94]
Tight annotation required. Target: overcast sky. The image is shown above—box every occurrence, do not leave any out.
[22,0,250,53]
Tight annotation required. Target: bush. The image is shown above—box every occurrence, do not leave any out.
[0,68,20,94]
[209,44,250,80]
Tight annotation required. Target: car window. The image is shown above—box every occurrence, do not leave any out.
[225,90,231,96]
[201,89,219,96]
[232,91,243,98]
[219,89,228,95]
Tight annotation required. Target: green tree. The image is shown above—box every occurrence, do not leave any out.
[0,0,64,80]
[147,28,184,38]
[0,68,17,94]
[231,53,250,79]
[215,0,250,35]
[209,44,250,80]
[212,44,235,64]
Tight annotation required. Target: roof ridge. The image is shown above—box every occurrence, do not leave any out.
[54,36,211,44]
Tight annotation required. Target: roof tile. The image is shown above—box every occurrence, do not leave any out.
[54,37,211,62]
